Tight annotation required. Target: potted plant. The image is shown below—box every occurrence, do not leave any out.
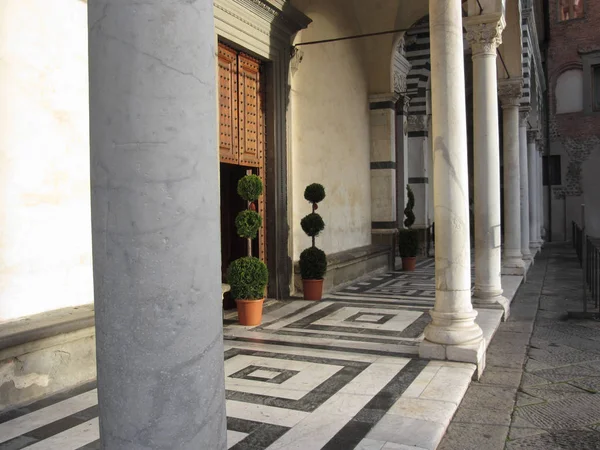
[226,175,268,326]
[398,184,419,271]
[299,183,327,300]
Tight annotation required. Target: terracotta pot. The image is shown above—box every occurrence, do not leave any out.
[302,279,324,301]
[235,298,264,326]
[401,256,417,271]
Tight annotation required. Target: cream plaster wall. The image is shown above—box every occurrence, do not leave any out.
[0,0,93,322]
[290,0,371,260]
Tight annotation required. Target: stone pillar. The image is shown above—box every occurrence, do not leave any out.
[88,1,227,448]
[465,14,506,309]
[499,79,525,275]
[420,0,484,372]
[519,109,532,263]
[370,93,399,267]
[528,130,541,252]
[536,136,545,243]
[407,114,431,230]
[393,46,412,230]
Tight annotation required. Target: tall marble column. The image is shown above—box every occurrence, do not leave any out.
[420,0,484,371]
[528,130,541,252]
[519,109,532,262]
[536,136,545,243]
[499,79,525,275]
[88,1,227,448]
[396,94,411,223]
[465,14,506,307]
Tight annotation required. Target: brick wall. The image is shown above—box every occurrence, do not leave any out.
[547,0,600,200]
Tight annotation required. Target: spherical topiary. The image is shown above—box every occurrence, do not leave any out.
[237,174,263,202]
[299,247,327,280]
[235,210,262,239]
[300,212,325,237]
[227,256,269,300]
[304,183,326,204]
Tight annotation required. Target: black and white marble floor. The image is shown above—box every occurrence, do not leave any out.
[0,258,506,450]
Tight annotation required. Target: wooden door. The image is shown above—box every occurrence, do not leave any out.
[218,43,267,266]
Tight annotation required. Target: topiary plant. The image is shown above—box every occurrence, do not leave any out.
[227,256,268,300]
[235,210,262,239]
[404,184,415,228]
[237,174,263,202]
[299,247,327,280]
[399,184,419,259]
[299,183,327,280]
[227,174,268,300]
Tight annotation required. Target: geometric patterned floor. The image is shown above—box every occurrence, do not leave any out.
[0,258,482,450]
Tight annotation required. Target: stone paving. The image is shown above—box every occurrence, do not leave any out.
[439,243,600,450]
[0,258,504,450]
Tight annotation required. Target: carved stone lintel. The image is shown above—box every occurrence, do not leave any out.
[498,78,524,108]
[407,114,428,133]
[464,15,505,56]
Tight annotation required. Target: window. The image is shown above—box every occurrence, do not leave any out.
[558,0,584,21]
[582,53,600,113]
[593,65,600,111]
[555,69,583,114]
[543,156,562,186]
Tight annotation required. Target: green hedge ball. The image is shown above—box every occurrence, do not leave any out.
[304,183,326,204]
[237,174,263,202]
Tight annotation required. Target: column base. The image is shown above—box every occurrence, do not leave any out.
[472,295,511,321]
[419,338,486,380]
[422,309,483,346]
[522,249,533,261]
[502,257,525,275]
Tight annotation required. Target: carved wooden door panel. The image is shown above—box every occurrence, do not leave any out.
[218,44,239,164]
[238,53,263,168]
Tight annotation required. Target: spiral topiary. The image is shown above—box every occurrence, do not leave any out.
[235,210,262,239]
[403,184,416,228]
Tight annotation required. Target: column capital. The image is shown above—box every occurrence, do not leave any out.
[398,94,411,114]
[393,50,412,95]
[527,129,540,144]
[498,78,523,108]
[519,108,530,127]
[464,13,505,56]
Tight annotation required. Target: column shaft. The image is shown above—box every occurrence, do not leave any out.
[499,80,525,274]
[466,16,505,302]
[528,131,540,250]
[422,0,482,346]
[519,111,532,261]
[88,1,227,448]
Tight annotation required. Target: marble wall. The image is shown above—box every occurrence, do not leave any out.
[0,0,93,322]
